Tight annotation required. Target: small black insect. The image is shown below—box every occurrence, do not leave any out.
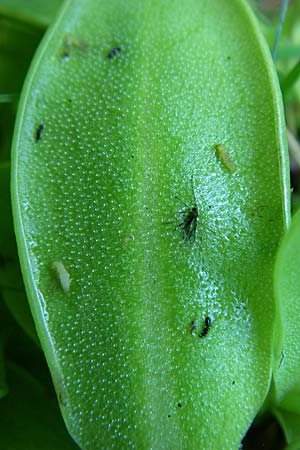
[35,124,44,142]
[199,316,211,338]
[163,176,199,242]
[176,177,199,242]
[107,46,122,60]
[177,203,198,242]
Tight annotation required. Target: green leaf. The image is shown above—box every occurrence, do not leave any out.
[276,408,300,446]
[0,353,7,399]
[281,59,300,95]
[0,296,9,399]
[0,0,64,28]
[284,439,300,450]
[0,363,79,450]
[11,0,289,448]
[0,93,18,103]
[272,209,300,443]
[0,162,38,342]
[0,162,23,289]
[2,289,39,344]
[0,15,43,94]
[0,14,44,161]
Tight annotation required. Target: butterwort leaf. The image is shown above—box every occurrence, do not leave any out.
[11,0,289,448]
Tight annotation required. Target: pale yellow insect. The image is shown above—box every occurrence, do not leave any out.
[52,261,71,293]
[62,35,88,59]
[214,143,235,173]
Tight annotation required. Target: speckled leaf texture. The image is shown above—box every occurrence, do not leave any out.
[11,0,290,449]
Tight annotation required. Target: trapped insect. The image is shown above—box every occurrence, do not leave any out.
[52,261,71,293]
[62,35,88,59]
[176,176,199,242]
[107,46,122,60]
[35,124,44,142]
[214,143,235,173]
[163,176,199,242]
[199,316,211,338]
[177,204,198,242]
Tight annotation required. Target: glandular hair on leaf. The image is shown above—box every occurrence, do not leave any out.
[52,261,71,293]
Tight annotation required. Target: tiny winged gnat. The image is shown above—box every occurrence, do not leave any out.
[176,176,198,242]
[164,176,199,243]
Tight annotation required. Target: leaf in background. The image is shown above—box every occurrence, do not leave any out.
[0,363,79,450]
[0,295,9,399]
[0,15,43,162]
[0,289,30,400]
[0,350,6,399]
[0,15,43,94]
[0,162,38,342]
[272,209,300,444]
[0,0,64,28]
[276,409,300,447]
[11,0,289,448]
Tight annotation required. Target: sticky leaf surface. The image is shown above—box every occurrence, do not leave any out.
[12,0,289,448]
